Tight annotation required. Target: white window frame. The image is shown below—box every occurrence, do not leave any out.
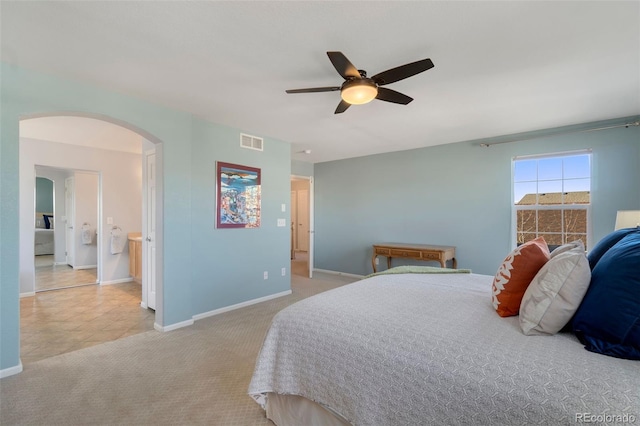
[511,150,592,250]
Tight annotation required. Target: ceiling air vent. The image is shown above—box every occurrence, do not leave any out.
[240,133,263,151]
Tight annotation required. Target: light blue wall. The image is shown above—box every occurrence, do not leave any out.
[0,63,291,372]
[35,177,54,213]
[190,121,291,314]
[292,159,314,177]
[314,118,640,277]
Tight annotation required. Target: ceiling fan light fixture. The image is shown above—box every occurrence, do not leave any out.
[340,79,378,105]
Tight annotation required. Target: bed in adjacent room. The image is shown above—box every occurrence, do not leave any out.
[249,231,640,425]
[34,212,54,256]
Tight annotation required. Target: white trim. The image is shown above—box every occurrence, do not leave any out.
[192,290,292,321]
[154,319,194,332]
[0,361,23,378]
[54,261,67,266]
[513,148,592,161]
[74,264,97,270]
[100,278,133,285]
[313,268,365,279]
[20,291,36,298]
[140,301,148,309]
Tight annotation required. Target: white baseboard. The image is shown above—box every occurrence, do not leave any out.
[100,278,133,285]
[154,319,194,332]
[74,264,97,270]
[192,290,292,321]
[20,291,36,298]
[0,361,23,378]
[313,268,365,279]
[54,261,67,266]
[140,301,148,309]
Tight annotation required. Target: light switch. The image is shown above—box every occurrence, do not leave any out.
[281,203,286,212]
[107,217,113,225]
[277,218,286,227]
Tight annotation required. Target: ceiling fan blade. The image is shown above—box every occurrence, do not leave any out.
[286,87,341,94]
[375,87,413,105]
[334,100,351,114]
[371,58,434,86]
[327,51,361,79]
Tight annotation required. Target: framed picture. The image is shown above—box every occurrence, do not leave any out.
[216,162,261,228]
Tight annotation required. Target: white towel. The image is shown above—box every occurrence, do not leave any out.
[110,227,124,254]
[81,223,92,245]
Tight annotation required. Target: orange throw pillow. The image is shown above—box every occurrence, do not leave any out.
[492,236,550,317]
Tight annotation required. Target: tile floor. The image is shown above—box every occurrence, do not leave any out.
[20,281,155,365]
[35,255,98,291]
[21,253,313,365]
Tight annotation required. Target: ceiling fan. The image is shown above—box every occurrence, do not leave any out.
[286,51,434,114]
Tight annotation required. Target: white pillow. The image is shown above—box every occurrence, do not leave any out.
[550,239,584,259]
[519,246,591,335]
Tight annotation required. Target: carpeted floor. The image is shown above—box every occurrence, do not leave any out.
[0,271,360,426]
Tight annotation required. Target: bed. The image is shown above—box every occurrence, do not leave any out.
[34,211,55,256]
[34,228,54,255]
[249,267,640,425]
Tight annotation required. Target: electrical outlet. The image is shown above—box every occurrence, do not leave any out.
[375,258,379,265]
[264,271,268,280]
[277,218,286,227]
[281,267,286,276]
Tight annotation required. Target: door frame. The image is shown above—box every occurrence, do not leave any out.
[291,175,314,278]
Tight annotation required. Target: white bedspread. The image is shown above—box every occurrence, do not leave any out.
[34,228,54,255]
[249,273,640,425]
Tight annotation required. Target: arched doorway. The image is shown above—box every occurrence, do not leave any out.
[18,114,164,362]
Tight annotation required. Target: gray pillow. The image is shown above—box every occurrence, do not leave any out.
[519,245,591,335]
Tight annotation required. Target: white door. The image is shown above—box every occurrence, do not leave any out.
[308,177,314,278]
[290,191,297,251]
[64,177,75,267]
[297,189,309,251]
[145,151,157,310]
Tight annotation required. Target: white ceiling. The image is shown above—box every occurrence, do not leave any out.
[2,1,638,163]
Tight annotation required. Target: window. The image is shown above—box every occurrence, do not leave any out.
[513,151,591,250]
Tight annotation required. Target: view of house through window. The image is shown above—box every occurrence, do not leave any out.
[513,151,591,250]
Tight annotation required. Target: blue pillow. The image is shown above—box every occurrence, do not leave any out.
[587,227,638,270]
[572,232,640,359]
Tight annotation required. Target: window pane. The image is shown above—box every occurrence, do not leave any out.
[514,160,537,182]
[538,210,562,232]
[538,158,562,180]
[513,153,591,250]
[538,180,563,204]
[564,209,587,234]
[516,210,537,234]
[514,182,537,205]
[563,179,590,201]
[563,155,590,179]
[540,233,563,246]
[517,233,537,245]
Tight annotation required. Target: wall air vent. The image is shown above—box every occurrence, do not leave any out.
[240,133,264,151]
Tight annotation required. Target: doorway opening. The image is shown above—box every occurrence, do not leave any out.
[34,166,99,292]
[19,114,162,363]
[290,175,314,278]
